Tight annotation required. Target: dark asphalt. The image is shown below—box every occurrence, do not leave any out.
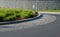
[0,14,60,37]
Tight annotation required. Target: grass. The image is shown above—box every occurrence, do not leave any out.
[0,8,37,22]
[39,10,60,12]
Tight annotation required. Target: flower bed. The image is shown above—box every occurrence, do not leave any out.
[0,8,38,22]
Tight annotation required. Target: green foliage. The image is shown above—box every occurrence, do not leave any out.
[0,8,37,22]
[3,15,16,21]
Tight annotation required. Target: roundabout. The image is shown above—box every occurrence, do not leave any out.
[0,12,56,32]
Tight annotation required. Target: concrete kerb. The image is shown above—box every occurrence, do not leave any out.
[1,11,59,26]
[0,12,42,28]
[0,12,60,32]
[0,12,57,32]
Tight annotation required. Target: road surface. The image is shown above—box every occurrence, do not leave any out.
[0,14,60,37]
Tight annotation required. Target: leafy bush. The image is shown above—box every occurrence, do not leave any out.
[0,13,6,22]
[3,15,16,21]
[0,8,38,22]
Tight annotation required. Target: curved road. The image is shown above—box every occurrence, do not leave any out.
[0,14,60,37]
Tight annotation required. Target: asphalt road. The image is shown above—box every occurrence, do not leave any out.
[0,14,60,37]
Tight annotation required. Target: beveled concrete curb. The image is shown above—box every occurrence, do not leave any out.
[0,13,56,32]
[0,12,43,27]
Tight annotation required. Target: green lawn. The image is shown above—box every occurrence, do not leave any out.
[39,10,60,12]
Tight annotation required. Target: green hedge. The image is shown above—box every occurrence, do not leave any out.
[0,8,37,22]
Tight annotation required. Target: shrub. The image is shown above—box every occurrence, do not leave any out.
[0,13,6,22]
[5,10,15,17]
[3,15,16,21]
[0,8,38,22]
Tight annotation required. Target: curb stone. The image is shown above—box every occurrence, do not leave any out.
[0,12,42,28]
[0,12,57,32]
